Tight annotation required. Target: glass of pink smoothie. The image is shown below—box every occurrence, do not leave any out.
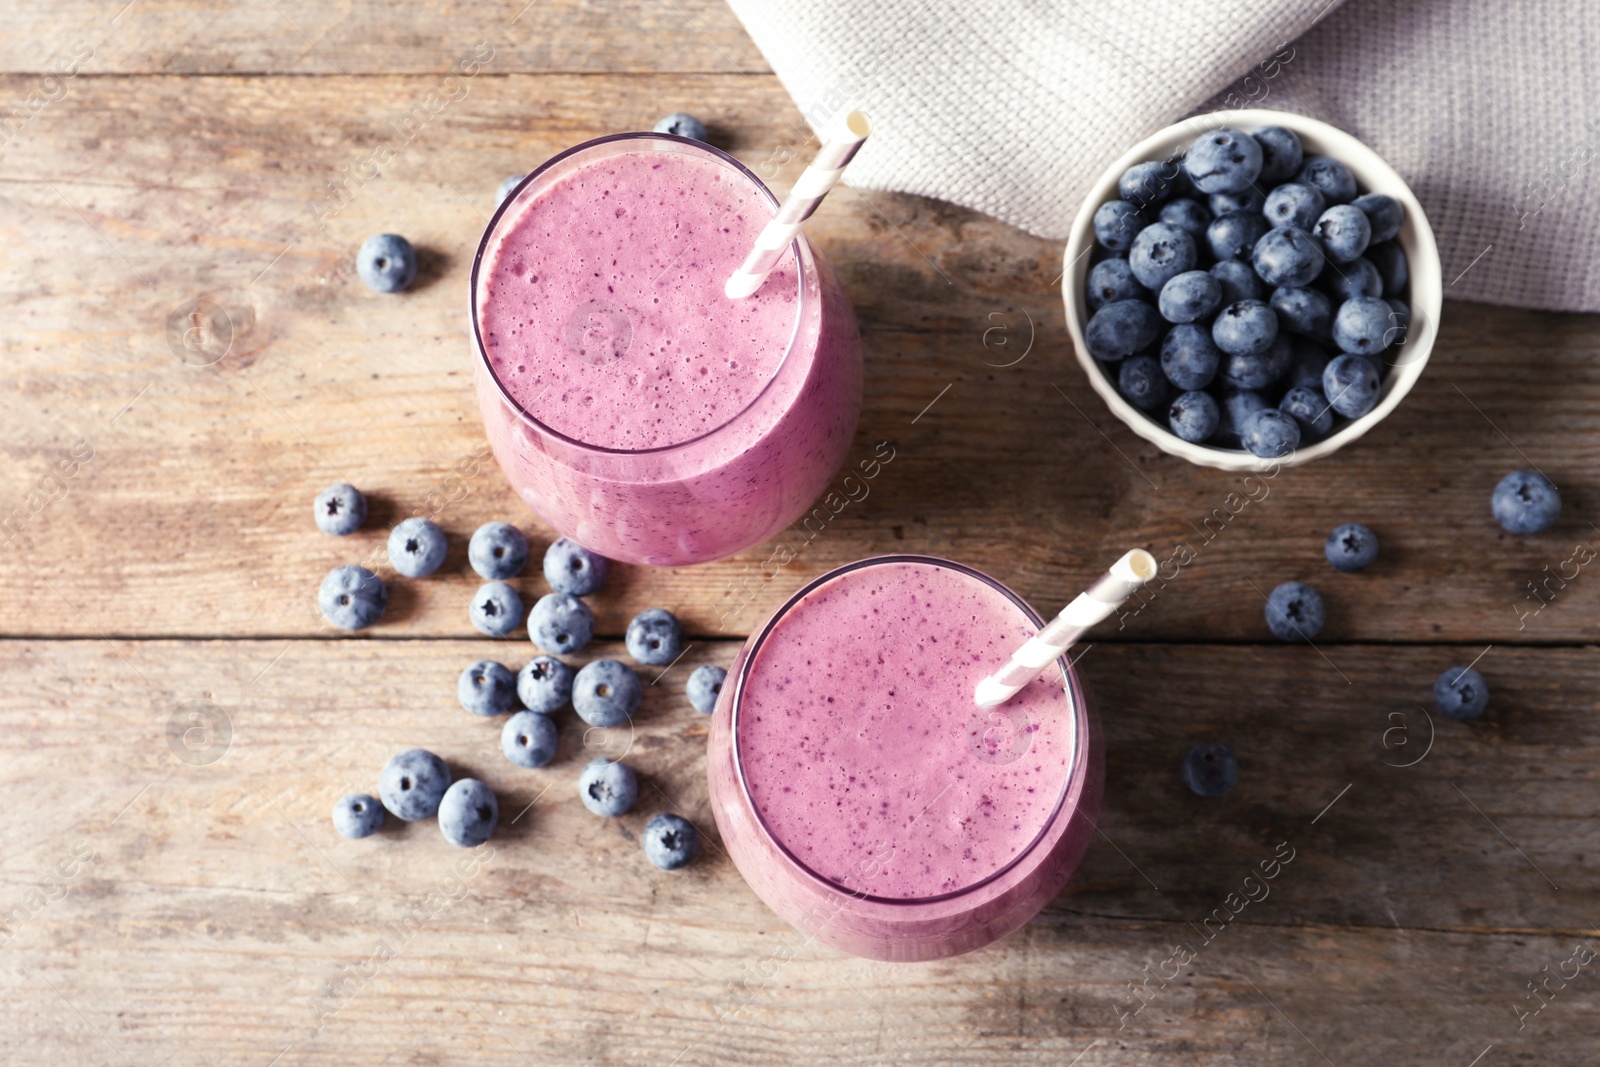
[706,555,1103,961]
[470,133,863,566]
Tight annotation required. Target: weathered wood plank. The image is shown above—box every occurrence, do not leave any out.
[1,73,1598,646]
[1,640,1595,1065]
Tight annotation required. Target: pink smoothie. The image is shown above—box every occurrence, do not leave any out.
[472,135,862,566]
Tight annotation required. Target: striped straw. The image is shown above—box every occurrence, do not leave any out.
[724,110,872,300]
[973,549,1159,708]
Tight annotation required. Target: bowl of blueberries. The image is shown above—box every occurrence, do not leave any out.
[1063,109,1441,469]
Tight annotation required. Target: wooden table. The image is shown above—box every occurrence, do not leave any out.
[3,3,1596,1064]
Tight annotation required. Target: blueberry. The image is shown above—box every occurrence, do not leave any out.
[1184,128,1263,193]
[1093,200,1147,253]
[501,710,558,769]
[1325,522,1379,572]
[1270,286,1333,339]
[1212,299,1278,357]
[438,779,497,848]
[641,813,699,870]
[1216,388,1267,447]
[1288,338,1332,389]
[1323,354,1382,418]
[319,565,388,631]
[1167,390,1220,443]
[468,522,528,580]
[1434,667,1489,721]
[1263,182,1326,232]
[1279,385,1334,439]
[1323,257,1384,302]
[1182,742,1238,797]
[357,233,418,294]
[458,660,517,716]
[379,749,450,821]
[1265,581,1325,641]
[686,664,726,714]
[626,608,684,666]
[1383,298,1411,347]
[1296,155,1357,205]
[1128,223,1197,291]
[1353,193,1405,244]
[517,655,574,714]
[543,537,610,597]
[1158,270,1222,324]
[496,174,526,208]
[1209,187,1265,215]
[1252,126,1303,183]
[1086,258,1148,311]
[1206,210,1270,261]
[1118,160,1181,209]
[653,112,708,141]
[1160,323,1220,390]
[529,593,594,654]
[332,793,384,839]
[1366,241,1408,297]
[1253,226,1325,288]
[1157,198,1211,240]
[388,517,447,578]
[578,758,638,817]
[573,659,642,727]
[314,483,367,536]
[1332,296,1394,357]
[1492,470,1561,535]
[1117,354,1168,411]
[470,581,524,638]
[1222,332,1292,390]
[1241,408,1301,458]
[1210,259,1262,305]
[1084,299,1161,361]
[1313,205,1371,264]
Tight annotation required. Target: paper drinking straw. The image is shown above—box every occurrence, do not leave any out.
[724,110,872,300]
[973,549,1159,708]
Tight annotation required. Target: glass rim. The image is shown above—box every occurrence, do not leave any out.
[728,554,1083,908]
[468,131,811,457]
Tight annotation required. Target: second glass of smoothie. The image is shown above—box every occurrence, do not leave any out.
[471,133,862,567]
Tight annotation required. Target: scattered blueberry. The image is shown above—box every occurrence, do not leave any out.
[1323,256,1384,301]
[319,565,388,631]
[1263,182,1326,232]
[379,749,450,821]
[388,517,447,578]
[1253,126,1303,183]
[438,779,498,848]
[517,655,574,714]
[468,522,528,580]
[502,710,559,769]
[357,233,418,294]
[1279,385,1334,439]
[1332,296,1394,357]
[496,174,526,207]
[543,537,610,597]
[578,758,638,817]
[1434,667,1489,721]
[1206,210,1270,262]
[686,664,726,714]
[314,483,367,536]
[1158,198,1212,241]
[1159,270,1223,324]
[1184,128,1263,193]
[1241,408,1301,458]
[332,793,384,839]
[1118,354,1168,411]
[1270,286,1332,339]
[529,593,594,655]
[573,659,642,728]
[1160,323,1221,390]
[1168,390,1220,443]
[1182,742,1238,797]
[1314,204,1372,264]
[1209,258,1262,304]
[642,813,700,870]
[1325,522,1379,572]
[1322,354,1382,418]
[1119,160,1181,208]
[470,581,524,638]
[1216,388,1268,447]
[1296,155,1357,205]
[1252,226,1324,288]
[626,608,685,666]
[653,113,708,141]
[1265,581,1326,641]
[1085,299,1162,361]
[1209,187,1265,215]
[1212,299,1278,357]
[1366,241,1408,296]
[458,660,517,716]
[1492,470,1561,534]
[1129,222,1198,290]
[1093,200,1146,253]
[1353,193,1404,244]
[1086,258,1148,311]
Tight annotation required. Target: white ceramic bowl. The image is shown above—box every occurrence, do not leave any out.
[1062,109,1442,471]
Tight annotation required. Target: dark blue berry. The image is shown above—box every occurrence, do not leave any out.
[1167,390,1220,443]
[1210,258,1262,305]
[458,660,517,716]
[314,483,367,536]
[1323,354,1382,418]
[578,758,638,817]
[1086,258,1148,311]
[1128,222,1198,291]
[543,537,610,597]
[517,655,574,714]
[438,779,497,847]
[1296,155,1357,205]
[1093,200,1147,253]
[529,593,594,654]
[573,659,641,728]
[1352,193,1404,243]
[1332,296,1394,357]
[357,233,417,293]
[1241,408,1301,458]
[1263,182,1325,232]
[468,522,528,580]
[1206,210,1270,261]
[642,813,699,870]
[1216,388,1267,447]
[1434,667,1489,721]
[319,565,388,631]
[1158,270,1222,324]
[1118,354,1168,411]
[1323,257,1384,301]
[502,710,558,769]
[653,113,708,141]
[1222,332,1291,390]
[1252,126,1303,183]
[1288,338,1332,389]
[1085,299,1161,361]
[1209,187,1265,215]
[1119,160,1182,209]
[686,664,726,714]
[1182,742,1238,797]
[1492,470,1561,534]
[1160,323,1220,390]
[1157,198,1211,240]
[627,608,685,666]
[1253,226,1325,288]
[1325,522,1379,571]
[1314,205,1371,264]
[389,517,447,578]
[332,793,384,839]
[1265,581,1325,641]
[380,749,450,821]
[470,581,524,638]
[1279,385,1334,439]
[1184,129,1263,193]
[1366,241,1408,297]
[1212,299,1278,357]
[1270,286,1333,339]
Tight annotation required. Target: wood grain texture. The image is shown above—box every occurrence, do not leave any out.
[2,73,1598,643]
[2,640,1595,1066]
